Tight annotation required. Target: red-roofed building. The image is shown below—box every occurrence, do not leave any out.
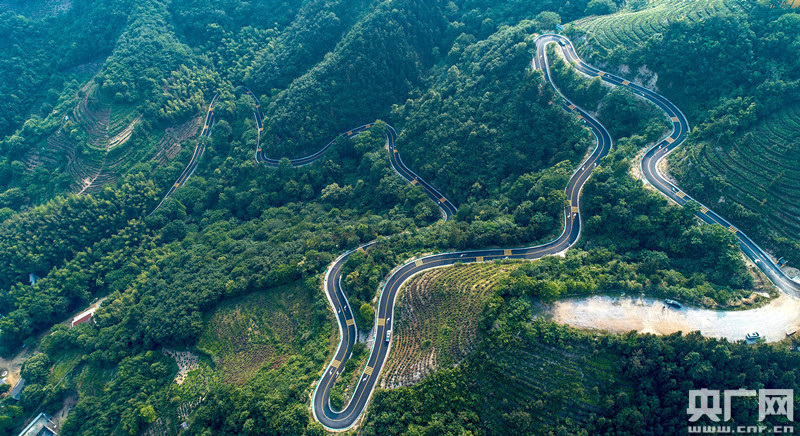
[71,308,96,327]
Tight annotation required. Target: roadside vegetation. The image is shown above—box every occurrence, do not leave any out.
[572,0,800,264]
[382,263,508,388]
[572,0,750,55]
[0,0,797,433]
[364,293,800,435]
[540,39,759,307]
[328,342,367,410]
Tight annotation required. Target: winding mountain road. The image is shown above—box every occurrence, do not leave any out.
[151,34,800,431]
[150,95,218,214]
[242,87,458,220]
[538,34,800,297]
[311,35,613,431]
[312,34,800,431]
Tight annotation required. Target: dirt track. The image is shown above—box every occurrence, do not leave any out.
[550,294,800,343]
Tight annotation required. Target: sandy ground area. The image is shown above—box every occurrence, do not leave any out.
[550,293,800,343]
[0,347,34,388]
[0,297,108,392]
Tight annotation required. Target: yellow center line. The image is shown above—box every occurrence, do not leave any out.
[321,265,352,410]
[317,50,630,423]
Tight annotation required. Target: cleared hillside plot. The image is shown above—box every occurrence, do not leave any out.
[381,263,511,388]
[151,116,204,167]
[573,0,749,52]
[72,82,140,150]
[196,284,312,386]
[72,83,110,149]
[670,104,800,258]
[25,81,201,193]
[63,82,144,192]
[26,127,97,193]
[108,103,140,146]
[108,114,141,150]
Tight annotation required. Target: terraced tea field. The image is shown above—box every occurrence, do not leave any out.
[381,263,512,388]
[476,337,621,427]
[25,81,202,194]
[377,259,622,428]
[68,84,145,192]
[108,105,141,150]
[670,104,800,259]
[573,0,749,52]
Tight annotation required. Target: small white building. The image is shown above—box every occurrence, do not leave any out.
[18,412,57,436]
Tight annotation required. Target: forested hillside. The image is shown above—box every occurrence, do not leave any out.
[396,20,591,205]
[0,0,797,434]
[572,0,800,264]
[365,300,800,435]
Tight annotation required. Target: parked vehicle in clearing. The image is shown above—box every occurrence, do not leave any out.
[664,299,682,309]
[746,332,760,340]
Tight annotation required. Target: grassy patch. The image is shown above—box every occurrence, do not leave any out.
[47,349,82,386]
[73,362,116,398]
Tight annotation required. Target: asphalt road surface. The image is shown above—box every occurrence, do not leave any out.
[311,34,614,431]
[151,35,800,431]
[537,34,800,297]
[150,94,218,214]
[313,34,800,431]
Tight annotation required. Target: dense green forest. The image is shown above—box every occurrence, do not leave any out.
[364,302,800,435]
[572,0,800,264]
[0,0,798,434]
